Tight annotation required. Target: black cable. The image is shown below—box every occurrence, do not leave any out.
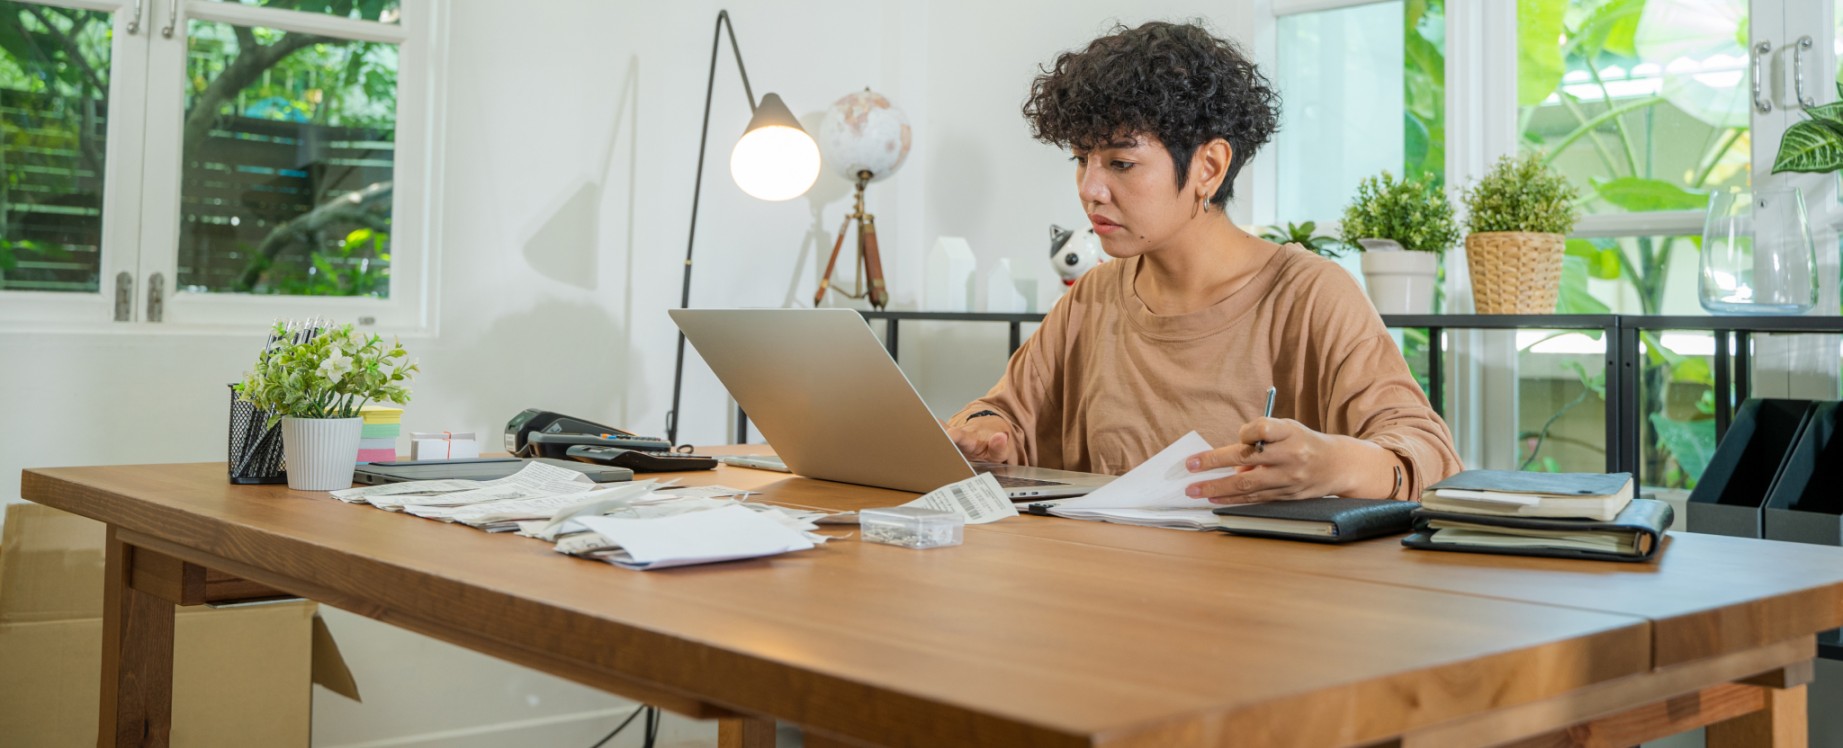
[586,706,646,748]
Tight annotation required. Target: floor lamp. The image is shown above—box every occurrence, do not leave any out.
[665,10,820,447]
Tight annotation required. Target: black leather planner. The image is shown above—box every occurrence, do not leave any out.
[1402,499,1675,562]
[1212,497,1418,544]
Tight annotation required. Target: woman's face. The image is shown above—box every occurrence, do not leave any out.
[1073,133,1200,259]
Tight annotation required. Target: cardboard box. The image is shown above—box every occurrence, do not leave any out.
[0,503,352,746]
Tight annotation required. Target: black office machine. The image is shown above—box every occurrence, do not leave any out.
[507,409,675,458]
[565,445,718,473]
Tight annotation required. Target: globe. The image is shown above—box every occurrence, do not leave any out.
[817,89,912,183]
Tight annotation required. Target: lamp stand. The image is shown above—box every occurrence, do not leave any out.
[814,170,890,309]
[667,10,756,447]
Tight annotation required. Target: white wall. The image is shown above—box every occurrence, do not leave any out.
[0,1,1256,744]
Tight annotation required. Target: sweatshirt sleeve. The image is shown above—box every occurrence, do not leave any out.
[1323,332,1464,500]
[946,286,1078,467]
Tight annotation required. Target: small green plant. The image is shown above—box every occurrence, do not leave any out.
[238,321,418,425]
[1770,83,1843,174]
[1462,152,1581,235]
[1259,221,1350,258]
[1339,171,1460,253]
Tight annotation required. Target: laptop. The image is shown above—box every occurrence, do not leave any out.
[669,308,1113,499]
[352,457,633,485]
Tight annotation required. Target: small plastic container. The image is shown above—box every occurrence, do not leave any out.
[860,506,965,549]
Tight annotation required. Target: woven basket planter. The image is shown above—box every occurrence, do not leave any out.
[1465,231,1564,314]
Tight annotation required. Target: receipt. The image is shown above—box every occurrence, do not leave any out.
[903,473,1016,524]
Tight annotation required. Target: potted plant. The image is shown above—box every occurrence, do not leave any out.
[1339,171,1458,314]
[1259,221,1351,259]
[1461,153,1581,314]
[238,322,418,491]
[1770,83,1843,175]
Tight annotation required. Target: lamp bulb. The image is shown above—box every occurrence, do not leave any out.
[730,126,820,201]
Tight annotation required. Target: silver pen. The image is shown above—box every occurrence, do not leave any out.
[1254,386,1276,453]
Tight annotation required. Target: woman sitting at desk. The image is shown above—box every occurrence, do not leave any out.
[946,21,1461,504]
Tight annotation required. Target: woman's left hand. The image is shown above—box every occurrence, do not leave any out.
[1183,418,1397,504]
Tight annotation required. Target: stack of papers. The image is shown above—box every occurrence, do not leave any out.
[332,463,829,569]
[331,461,597,511]
[1042,432,1240,530]
[572,506,816,570]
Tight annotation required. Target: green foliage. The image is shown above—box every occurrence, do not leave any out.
[1557,255,1611,314]
[1565,238,1622,280]
[1259,221,1350,259]
[272,228,390,297]
[1770,101,1843,174]
[1462,153,1580,235]
[1403,0,1446,182]
[1591,177,1709,212]
[238,322,417,424]
[1649,412,1714,487]
[1340,171,1460,253]
[1516,0,1569,107]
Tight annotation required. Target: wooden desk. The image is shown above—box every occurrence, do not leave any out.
[20,461,1843,748]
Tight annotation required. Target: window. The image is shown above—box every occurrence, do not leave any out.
[0,0,435,330]
[1257,0,1841,491]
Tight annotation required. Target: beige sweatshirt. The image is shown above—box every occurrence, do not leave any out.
[950,243,1462,498]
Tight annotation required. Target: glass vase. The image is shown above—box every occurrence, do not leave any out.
[1699,188,1817,315]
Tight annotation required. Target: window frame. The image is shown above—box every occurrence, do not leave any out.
[1254,0,1842,475]
[0,0,443,335]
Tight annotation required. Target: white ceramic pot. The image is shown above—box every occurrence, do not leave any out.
[1359,246,1439,315]
[281,416,363,491]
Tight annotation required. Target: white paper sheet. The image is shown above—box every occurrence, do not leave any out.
[1045,431,1238,530]
[1430,488,1542,506]
[573,505,815,570]
[903,473,1016,524]
[365,462,596,510]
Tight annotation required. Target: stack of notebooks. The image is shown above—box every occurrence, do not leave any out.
[1401,470,1672,562]
[358,405,404,463]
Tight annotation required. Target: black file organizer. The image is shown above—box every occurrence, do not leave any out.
[1685,399,1816,538]
[1764,402,1843,545]
[1758,401,1843,659]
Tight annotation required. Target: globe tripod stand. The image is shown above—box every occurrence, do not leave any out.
[814,170,889,309]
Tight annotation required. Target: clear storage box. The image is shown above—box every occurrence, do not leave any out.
[860,506,965,549]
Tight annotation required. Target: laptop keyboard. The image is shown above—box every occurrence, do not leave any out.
[986,473,1063,488]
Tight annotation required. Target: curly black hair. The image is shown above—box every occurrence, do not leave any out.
[1023,21,1280,206]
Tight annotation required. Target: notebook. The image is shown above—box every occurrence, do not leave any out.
[1401,498,1675,562]
[1420,470,1635,521]
[1211,497,1418,543]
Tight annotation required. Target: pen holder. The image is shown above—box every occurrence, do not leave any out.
[228,383,287,485]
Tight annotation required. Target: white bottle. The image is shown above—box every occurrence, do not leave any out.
[984,258,1028,313]
[923,237,976,311]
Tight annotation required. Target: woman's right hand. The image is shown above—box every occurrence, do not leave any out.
[946,418,1015,463]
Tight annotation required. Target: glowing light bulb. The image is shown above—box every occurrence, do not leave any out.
[730,124,820,201]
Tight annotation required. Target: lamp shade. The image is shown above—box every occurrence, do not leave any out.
[730,92,820,201]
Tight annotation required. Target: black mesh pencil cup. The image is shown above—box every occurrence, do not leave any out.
[228,383,287,484]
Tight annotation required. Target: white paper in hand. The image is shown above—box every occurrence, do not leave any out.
[573,505,815,570]
[903,473,1016,524]
[1045,431,1235,530]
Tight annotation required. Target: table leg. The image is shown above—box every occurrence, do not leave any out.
[1707,683,1807,748]
[100,526,176,747]
[717,717,775,748]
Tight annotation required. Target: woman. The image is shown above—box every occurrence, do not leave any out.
[945,21,1461,503]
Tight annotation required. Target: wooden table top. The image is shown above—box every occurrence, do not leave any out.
[19,459,1840,747]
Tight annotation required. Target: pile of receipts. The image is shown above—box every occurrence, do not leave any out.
[330,461,833,570]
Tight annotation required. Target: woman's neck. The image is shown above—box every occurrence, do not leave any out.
[1134,216,1274,315]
